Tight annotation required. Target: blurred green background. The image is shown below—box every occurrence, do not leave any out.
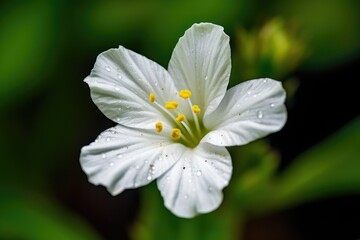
[1,0,359,239]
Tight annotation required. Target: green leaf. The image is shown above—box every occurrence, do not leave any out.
[0,188,101,240]
[239,117,360,213]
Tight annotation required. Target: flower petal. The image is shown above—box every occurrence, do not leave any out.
[157,143,232,218]
[85,46,181,129]
[203,78,287,146]
[168,23,231,117]
[80,125,186,195]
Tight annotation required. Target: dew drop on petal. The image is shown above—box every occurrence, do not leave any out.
[247,90,252,95]
[147,175,152,181]
[106,138,111,142]
[196,170,202,176]
[263,78,268,83]
[184,194,188,199]
[117,154,122,159]
[102,153,106,158]
[105,66,111,72]
[257,111,263,119]
[117,74,122,79]
[270,103,275,108]
[115,87,120,91]
[109,162,114,167]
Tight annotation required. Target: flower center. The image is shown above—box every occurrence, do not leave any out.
[149,90,208,148]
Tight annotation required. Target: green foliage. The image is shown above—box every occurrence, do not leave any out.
[271,0,360,69]
[237,117,360,214]
[0,188,101,240]
[0,2,57,109]
[132,184,242,240]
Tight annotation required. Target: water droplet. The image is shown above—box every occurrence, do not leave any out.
[147,175,152,181]
[102,153,106,158]
[105,66,111,72]
[115,87,120,91]
[263,78,268,83]
[106,138,111,142]
[135,165,140,169]
[257,111,263,119]
[270,103,275,108]
[95,139,98,143]
[253,94,257,98]
[184,194,188,199]
[116,117,121,122]
[109,162,114,166]
[247,90,252,95]
[196,170,202,176]
[150,164,155,170]
[188,178,192,183]
[117,74,122,79]
[117,154,122,159]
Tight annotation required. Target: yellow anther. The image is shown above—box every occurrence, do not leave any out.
[155,121,163,133]
[175,113,186,123]
[179,89,192,99]
[171,128,181,140]
[149,93,155,103]
[165,101,179,109]
[192,105,201,114]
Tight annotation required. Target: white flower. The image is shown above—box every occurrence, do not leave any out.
[80,23,287,218]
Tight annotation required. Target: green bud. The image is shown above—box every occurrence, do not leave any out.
[236,18,307,80]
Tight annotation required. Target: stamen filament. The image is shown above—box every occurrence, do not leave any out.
[180,121,196,139]
[187,98,202,137]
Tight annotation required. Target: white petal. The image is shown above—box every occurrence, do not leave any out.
[80,125,186,195]
[168,23,231,117]
[85,46,181,129]
[157,143,232,218]
[203,78,287,146]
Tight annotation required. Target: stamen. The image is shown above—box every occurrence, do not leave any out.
[192,105,201,114]
[175,113,185,123]
[149,93,155,103]
[165,101,179,109]
[155,121,163,133]
[171,128,181,140]
[179,89,192,99]
[187,99,202,137]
